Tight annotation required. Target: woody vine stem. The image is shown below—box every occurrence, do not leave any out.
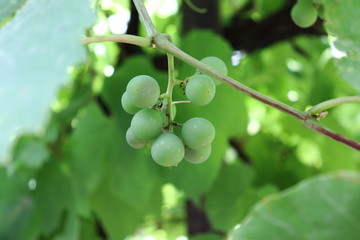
[83,0,360,151]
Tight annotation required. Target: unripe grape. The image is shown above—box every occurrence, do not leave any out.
[197,56,228,85]
[151,133,185,167]
[185,144,211,164]
[181,118,215,149]
[126,127,148,149]
[186,75,216,106]
[126,75,160,108]
[130,108,163,140]
[291,0,318,28]
[121,92,141,114]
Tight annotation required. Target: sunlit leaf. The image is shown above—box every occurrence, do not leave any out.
[0,0,96,162]
[324,0,360,91]
[0,0,26,22]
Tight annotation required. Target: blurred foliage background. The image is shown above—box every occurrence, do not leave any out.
[0,0,359,239]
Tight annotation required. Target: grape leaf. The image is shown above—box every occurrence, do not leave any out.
[33,160,76,235]
[0,0,96,163]
[78,218,102,240]
[90,179,143,240]
[231,171,360,240]
[12,135,49,169]
[0,0,26,22]
[190,233,222,240]
[205,163,255,231]
[65,104,110,208]
[54,213,79,240]
[0,167,42,240]
[324,0,360,91]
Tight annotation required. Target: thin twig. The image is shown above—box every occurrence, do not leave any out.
[307,96,360,116]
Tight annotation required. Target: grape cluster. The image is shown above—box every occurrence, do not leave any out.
[291,0,318,28]
[121,57,227,167]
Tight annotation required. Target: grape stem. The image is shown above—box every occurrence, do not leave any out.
[165,53,176,131]
[117,0,360,151]
[82,34,152,48]
[173,101,191,104]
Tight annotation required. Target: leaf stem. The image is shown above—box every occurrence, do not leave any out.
[307,96,360,116]
[82,34,152,48]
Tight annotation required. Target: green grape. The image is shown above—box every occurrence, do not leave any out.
[197,56,228,85]
[181,117,215,149]
[291,0,318,28]
[130,108,163,140]
[151,133,185,167]
[126,75,160,108]
[126,127,148,149]
[121,92,141,114]
[185,144,211,164]
[186,74,216,106]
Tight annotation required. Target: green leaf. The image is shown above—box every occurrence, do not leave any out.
[253,0,286,19]
[90,179,143,240]
[190,233,223,240]
[33,160,76,235]
[107,144,163,215]
[335,57,360,91]
[78,218,102,240]
[0,167,42,240]
[66,104,109,204]
[12,135,49,169]
[231,171,360,240]
[205,163,255,231]
[324,0,360,91]
[66,102,162,219]
[54,213,79,240]
[0,0,26,22]
[244,132,315,189]
[0,0,96,162]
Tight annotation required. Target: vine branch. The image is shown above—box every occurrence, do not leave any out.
[87,0,360,151]
[132,0,158,37]
[154,35,306,120]
[153,34,360,151]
